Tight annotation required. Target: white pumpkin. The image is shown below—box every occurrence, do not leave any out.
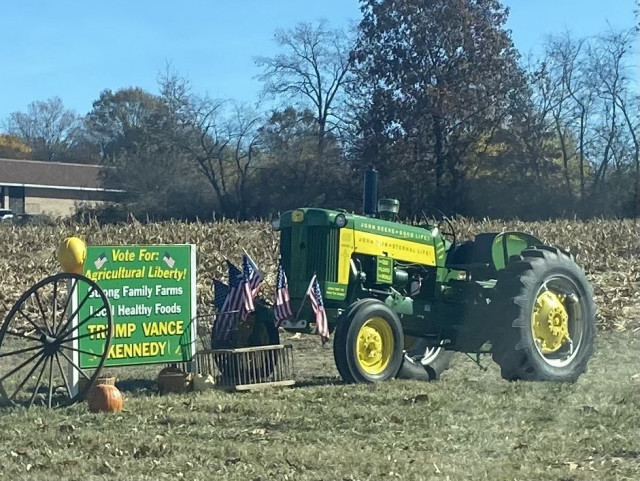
[192,374,216,391]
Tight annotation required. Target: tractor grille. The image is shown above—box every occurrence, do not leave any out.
[306,227,338,282]
[279,226,339,295]
[279,229,292,274]
[326,228,339,282]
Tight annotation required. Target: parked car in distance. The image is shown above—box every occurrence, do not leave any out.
[14,213,55,226]
[0,209,14,222]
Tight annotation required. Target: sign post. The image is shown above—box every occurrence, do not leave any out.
[70,244,197,391]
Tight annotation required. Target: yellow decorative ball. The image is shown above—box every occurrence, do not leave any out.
[57,237,87,274]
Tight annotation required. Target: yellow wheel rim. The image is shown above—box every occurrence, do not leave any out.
[531,290,570,354]
[356,317,394,375]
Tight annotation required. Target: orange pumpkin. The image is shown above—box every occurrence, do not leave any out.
[87,383,123,413]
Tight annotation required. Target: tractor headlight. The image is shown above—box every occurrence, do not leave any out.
[335,213,347,228]
[292,209,304,222]
[270,216,280,231]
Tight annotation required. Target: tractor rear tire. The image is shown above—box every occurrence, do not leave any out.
[491,246,596,382]
[333,300,404,383]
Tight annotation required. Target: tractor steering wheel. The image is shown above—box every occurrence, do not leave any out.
[421,207,456,247]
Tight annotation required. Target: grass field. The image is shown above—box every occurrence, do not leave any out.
[0,330,637,481]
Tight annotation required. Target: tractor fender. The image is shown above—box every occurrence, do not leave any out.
[473,231,542,271]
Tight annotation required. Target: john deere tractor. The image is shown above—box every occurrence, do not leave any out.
[256,168,596,383]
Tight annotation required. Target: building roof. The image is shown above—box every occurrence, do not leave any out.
[0,158,121,192]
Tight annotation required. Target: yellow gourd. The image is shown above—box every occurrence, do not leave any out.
[56,237,87,274]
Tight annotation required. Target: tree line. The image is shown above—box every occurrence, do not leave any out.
[2,0,638,221]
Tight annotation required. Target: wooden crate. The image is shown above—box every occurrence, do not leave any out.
[195,344,295,391]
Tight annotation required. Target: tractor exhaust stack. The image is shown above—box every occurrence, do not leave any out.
[363,166,378,217]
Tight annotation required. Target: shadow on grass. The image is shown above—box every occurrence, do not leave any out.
[111,374,344,395]
[115,378,158,396]
[292,376,345,388]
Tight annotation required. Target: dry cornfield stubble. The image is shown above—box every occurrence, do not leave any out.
[0,218,637,332]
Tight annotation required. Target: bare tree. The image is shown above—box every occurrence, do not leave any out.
[539,26,638,216]
[587,27,638,205]
[180,96,232,214]
[182,99,263,219]
[256,20,354,155]
[158,68,263,218]
[5,97,79,161]
[546,32,596,202]
[228,103,263,218]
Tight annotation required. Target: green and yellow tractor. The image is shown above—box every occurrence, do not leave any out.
[246,168,596,383]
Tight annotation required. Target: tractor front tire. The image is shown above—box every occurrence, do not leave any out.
[491,246,596,382]
[333,300,404,383]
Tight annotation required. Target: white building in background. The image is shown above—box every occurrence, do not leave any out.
[0,158,124,218]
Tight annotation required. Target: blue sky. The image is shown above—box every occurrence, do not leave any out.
[0,0,636,120]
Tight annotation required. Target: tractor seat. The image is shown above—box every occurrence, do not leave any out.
[446,233,499,273]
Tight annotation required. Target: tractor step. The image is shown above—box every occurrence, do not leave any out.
[396,354,431,381]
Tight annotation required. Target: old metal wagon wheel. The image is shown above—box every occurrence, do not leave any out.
[0,273,112,408]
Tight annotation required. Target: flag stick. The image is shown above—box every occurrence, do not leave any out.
[293,273,316,323]
[293,294,308,323]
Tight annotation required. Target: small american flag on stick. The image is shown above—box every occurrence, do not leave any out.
[242,252,264,297]
[212,278,229,311]
[274,262,292,325]
[212,260,253,342]
[307,274,330,344]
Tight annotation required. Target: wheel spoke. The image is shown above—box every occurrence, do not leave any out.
[5,330,41,343]
[28,357,48,408]
[57,349,91,381]
[16,309,49,339]
[56,286,95,338]
[0,350,44,382]
[10,355,46,402]
[58,306,108,341]
[60,343,103,358]
[52,280,58,335]
[59,329,105,345]
[55,278,78,336]
[54,352,72,399]
[0,344,44,359]
[33,291,53,336]
[47,353,54,408]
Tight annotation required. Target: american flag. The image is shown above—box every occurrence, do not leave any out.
[274,262,292,326]
[212,260,253,341]
[242,252,263,297]
[307,274,330,344]
[212,278,229,311]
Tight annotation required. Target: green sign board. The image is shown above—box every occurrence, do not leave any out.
[76,245,196,368]
[324,282,347,300]
[376,256,393,284]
